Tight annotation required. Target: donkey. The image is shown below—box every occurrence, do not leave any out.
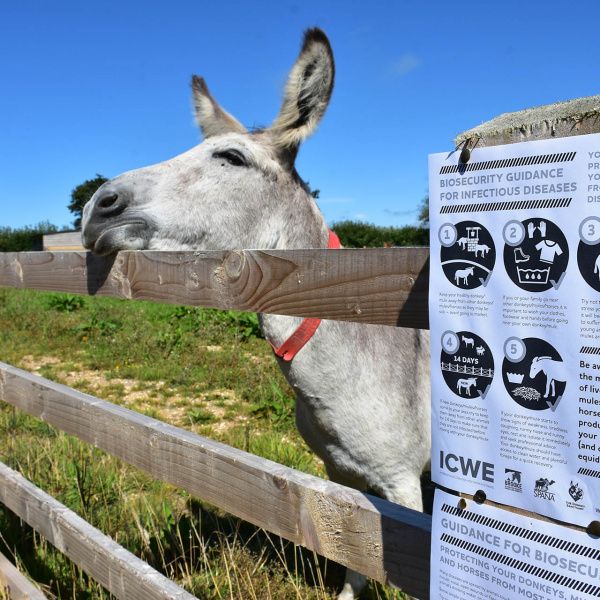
[81,28,431,600]
[529,356,565,398]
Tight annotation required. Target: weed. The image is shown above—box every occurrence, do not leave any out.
[186,407,215,425]
[73,313,119,334]
[45,293,86,312]
[251,379,295,424]
[224,310,262,340]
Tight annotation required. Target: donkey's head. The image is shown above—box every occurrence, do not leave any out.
[82,28,334,256]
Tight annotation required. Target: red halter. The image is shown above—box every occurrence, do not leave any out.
[268,229,340,361]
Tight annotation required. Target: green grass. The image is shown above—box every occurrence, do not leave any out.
[0,287,407,599]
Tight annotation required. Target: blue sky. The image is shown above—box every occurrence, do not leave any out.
[1,0,598,230]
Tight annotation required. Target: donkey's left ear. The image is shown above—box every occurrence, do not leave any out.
[192,76,247,139]
[269,28,335,157]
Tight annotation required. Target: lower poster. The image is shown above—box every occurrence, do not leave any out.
[431,489,600,600]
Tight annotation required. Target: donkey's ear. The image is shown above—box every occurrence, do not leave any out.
[269,28,335,157]
[192,76,247,138]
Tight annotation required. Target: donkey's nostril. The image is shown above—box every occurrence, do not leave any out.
[98,193,119,209]
[93,189,127,218]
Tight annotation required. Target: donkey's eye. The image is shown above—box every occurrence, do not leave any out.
[213,150,247,167]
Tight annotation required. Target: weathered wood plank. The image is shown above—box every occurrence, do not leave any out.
[0,248,430,329]
[0,553,46,600]
[455,93,600,149]
[0,463,198,600]
[0,362,432,599]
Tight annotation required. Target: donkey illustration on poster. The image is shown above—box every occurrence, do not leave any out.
[457,377,477,396]
[81,29,431,599]
[454,266,474,286]
[529,356,565,398]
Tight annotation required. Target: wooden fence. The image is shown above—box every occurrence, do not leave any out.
[1,94,598,599]
[0,247,432,599]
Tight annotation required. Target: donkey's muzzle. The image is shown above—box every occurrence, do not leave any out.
[81,181,152,255]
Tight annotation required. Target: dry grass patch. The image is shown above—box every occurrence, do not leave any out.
[16,356,252,432]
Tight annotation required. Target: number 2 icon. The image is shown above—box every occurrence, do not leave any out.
[503,220,525,247]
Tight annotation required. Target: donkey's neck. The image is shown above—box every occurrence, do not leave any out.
[259,186,332,348]
[272,184,330,250]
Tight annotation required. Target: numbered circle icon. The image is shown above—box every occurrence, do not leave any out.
[440,221,496,290]
[503,220,526,247]
[579,217,600,245]
[501,338,565,411]
[439,223,458,248]
[577,217,600,292]
[503,218,568,293]
[441,331,460,355]
[440,331,494,399]
[503,337,527,363]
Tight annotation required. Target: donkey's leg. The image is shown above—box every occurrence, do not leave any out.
[383,472,424,513]
[324,463,367,600]
[338,570,367,600]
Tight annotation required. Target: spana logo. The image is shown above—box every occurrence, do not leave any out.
[439,451,494,482]
[533,477,556,502]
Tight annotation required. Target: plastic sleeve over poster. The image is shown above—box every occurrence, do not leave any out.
[429,133,600,526]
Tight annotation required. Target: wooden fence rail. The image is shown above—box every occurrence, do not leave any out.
[0,247,430,329]
[0,551,47,600]
[0,461,198,600]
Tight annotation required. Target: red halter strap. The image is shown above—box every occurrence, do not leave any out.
[268,229,340,361]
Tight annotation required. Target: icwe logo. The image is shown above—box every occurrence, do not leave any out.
[439,451,495,482]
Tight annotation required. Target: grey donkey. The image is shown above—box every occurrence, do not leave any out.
[82,28,431,600]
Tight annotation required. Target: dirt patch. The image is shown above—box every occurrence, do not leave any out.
[19,355,61,370]
[16,355,247,430]
[197,389,249,432]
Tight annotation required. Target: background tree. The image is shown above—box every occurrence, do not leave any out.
[305,181,320,199]
[330,220,428,248]
[416,196,429,229]
[0,221,65,252]
[68,174,108,229]
[310,182,428,245]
